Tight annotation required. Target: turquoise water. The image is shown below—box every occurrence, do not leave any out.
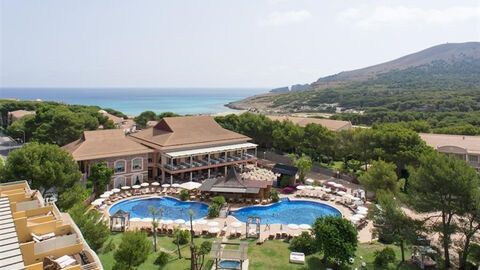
[219,260,241,269]
[0,88,267,115]
[108,197,208,220]
[231,198,341,225]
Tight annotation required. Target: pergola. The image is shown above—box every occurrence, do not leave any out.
[110,210,130,232]
[209,241,248,270]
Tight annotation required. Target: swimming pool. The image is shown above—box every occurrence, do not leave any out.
[108,197,208,220]
[218,260,241,269]
[231,198,341,225]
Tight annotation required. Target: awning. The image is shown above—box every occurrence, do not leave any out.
[164,142,257,158]
[272,164,298,176]
[180,181,202,190]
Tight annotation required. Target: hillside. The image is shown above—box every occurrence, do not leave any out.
[227,42,480,114]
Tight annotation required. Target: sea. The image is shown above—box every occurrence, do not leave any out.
[0,88,267,115]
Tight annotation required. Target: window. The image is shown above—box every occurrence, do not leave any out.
[133,174,143,185]
[469,155,479,163]
[132,158,143,171]
[114,160,126,173]
[114,176,126,188]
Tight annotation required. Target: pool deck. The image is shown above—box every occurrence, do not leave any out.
[103,192,373,243]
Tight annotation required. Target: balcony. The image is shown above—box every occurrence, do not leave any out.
[163,154,256,173]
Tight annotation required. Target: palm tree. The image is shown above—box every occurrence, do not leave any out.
[188,210,196,270]
[149,206,164,252]
[173,226,183,259]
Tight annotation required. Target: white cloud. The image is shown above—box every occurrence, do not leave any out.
[260,10,312,26]
[338,6,480,29]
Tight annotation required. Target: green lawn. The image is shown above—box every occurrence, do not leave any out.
[98,234,420,270]
[98,233,216,270]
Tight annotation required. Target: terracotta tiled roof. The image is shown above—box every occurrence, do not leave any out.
[419,133,480,154]
[8,110,35,120]
[267,115,352,131]
[99,110,124,124]
[62,129,153,161]
[129,116,251,150]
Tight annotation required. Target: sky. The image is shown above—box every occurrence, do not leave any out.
[1,0,479,88]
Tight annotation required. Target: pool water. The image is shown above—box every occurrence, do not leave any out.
[231,198,341,225]
[219,260,241,269]
[108,197,208,220]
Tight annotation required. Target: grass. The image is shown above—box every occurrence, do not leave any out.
[98,233,216,270]
[99,234,420,270]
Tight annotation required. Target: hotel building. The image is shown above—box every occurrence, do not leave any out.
[129,116,258,184]
[62,129,153,189]
[0,181,102,270]
[420,133,480,172]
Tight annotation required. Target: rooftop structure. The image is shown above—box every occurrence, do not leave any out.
[7,110,35,125]
[63,129,152,161]
[98,110,124,126]
[267,115,352,132]
[420,133,480,172]
[0,181,102,270]
[199,166,272,199]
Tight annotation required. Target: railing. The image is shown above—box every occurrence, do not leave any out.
[164,154,256,172]
[81,262,98,270]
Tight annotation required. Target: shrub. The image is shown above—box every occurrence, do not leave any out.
[282,187,294,194]
[207,205,220,218]
[279,175,293,188]
[374,247,396,267]
[211,196,226,206]
[154,251,170,266]
[101,238,116,254]
[179,190,189,201]
[173,229,190,245]
[269,188,279,202]
[289,232,316,255]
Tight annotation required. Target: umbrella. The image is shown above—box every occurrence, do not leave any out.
[352,214,365,219]
[180,181,202,190]
[132,185,141,189]
[100,193,111,198]
[324,188,332,193]
[305,185,314,190]
[352,196,361,201]
[296,185,306,190]
[162,184,171,188]
[121,186,131,190]
[111,188,121,193]
[185,221,197,227]
[174,219,186,224]
[231,222,242,228]
[161,220,173,225]
[337,191,347,196]
[91,200,103,206]
[141,218,153,222]
[305,178,314,184]
[333,183,343,188]
[130,217,141,221]
[172,183,182,188]
[151,182,160,186]
[196,220,207,225]
[354,200,364,205]
[208,227,220,233]
[141,183,149,187]
[299,224,311,230]
[327,181,336,185]
[357,206,368,212]
[208,221,219,227]
[314,186,323,190]
[349,216,361,222]
[288,224,299,230]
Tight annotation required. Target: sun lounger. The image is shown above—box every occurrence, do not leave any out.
[268,234,275,240]
[55,255,77,268]
[31,232,56,242]
[290,252,305,264]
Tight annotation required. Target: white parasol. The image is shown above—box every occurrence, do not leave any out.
[314,186,323,190]
[288,224,299,230]
[208,227,220,233]
[231,222,242,228]
[172,183,182,188]
[208,221,219,227]
[180,181,202,190]
[111,188,121,193]
[91,200,103,206]
[151,182,160,186]
[196,219,207,225]
[305,178,314,184]
[132,185,141,189]
[121,186,131,190]
[296,185,306,190]
[305,185,314,190]
[299,224,311,230]
[174,219,186,225]
[100,193,111,198]
[162,184,171,188]
[141,183,149,187]
[337,191,347,196]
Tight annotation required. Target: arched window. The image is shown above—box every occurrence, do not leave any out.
[114,176,126,188]
[133,174,143,185]
[114,160,126,173]
[132,158,143,171]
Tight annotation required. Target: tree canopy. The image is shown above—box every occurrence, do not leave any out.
[88,162,114,194]
[69,203,109,251]
[113,231,152,269]
[1,143,81,195]
[359,160,399,196]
